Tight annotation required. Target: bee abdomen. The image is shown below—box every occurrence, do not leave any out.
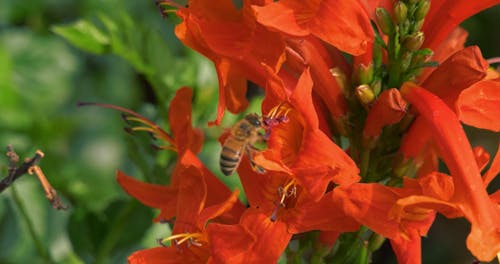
[220,144,242,176]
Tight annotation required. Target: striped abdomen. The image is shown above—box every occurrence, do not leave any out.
[220,136,246,176]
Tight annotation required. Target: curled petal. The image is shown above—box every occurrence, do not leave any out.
[363,88,408,138]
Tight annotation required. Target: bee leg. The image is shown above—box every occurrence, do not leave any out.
[245,146,265,174]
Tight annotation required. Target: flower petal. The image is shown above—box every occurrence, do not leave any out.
[206,222,256,264]
[363,88,408,138]
[456,78,500,132]
[254,0,373,55]
[168,87,204,154]
[423,0,500,51]
[238,210,292,263]
[128,246,199,264]
[116,170,177,222]
[389,231,421,264]
[483,142,500,188]
[422,46,488,108]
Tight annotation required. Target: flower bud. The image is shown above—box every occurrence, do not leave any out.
[330,67,349,96]
[371,78,382,96]
[403,32,424,51]
[394,2,408,24]
[411,48,433,65]
[354,63,374,85]
[400,52,413,71]
[355,84,375,106]
[375,8,394,35]
[415,0,431,21]
[413,19,425,32]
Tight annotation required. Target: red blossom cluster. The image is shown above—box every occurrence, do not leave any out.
[117,0,500,263]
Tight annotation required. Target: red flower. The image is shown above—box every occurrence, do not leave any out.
[120,164,245,263]
[168,0,287,125]
[256,68,360,200]
[400,84,500,261]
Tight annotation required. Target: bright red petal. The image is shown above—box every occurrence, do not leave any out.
[116,170,177,221]
[128,246,200,264]
[173,165,207,233]
[169,87,204,154]
[423,0,500,51]
[422,46,488,108]
[238,210,292,263]
[456,78,500,132]
[472,146,491,173]
[333,183,435,240]
[389,231,421,264]
[419,27,468,83]
[483,142,500,188]
[197,189,241,228]
[206,222,256,263]
[254,0,373,55]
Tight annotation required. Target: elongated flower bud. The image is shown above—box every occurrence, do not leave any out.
[330,67,350,96]
[415,0,431,21]
[375,8,394,35]
[354,63,374,85]
[394,2,408,24]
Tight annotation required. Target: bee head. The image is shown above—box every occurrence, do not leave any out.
[244,113,261,127]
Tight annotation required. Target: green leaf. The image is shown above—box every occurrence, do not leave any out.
[68,200,154,263]
[52,20,110,54]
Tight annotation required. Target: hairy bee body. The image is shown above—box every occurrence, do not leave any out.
[220,113,263,176]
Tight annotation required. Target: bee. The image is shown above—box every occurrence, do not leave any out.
[220,113,265,176]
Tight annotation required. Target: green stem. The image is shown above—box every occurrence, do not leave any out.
[11,185,53,263]
[94,200,137,264]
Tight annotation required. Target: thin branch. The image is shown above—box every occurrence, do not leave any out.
[0,146,44,193]
[0,146,68,210]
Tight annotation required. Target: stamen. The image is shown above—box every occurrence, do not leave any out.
[278,179,297,207]
[158,232,204,248]
[263,103,292,131]
[78,102,176,148]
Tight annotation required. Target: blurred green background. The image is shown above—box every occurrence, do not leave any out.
[0,1,498,263]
